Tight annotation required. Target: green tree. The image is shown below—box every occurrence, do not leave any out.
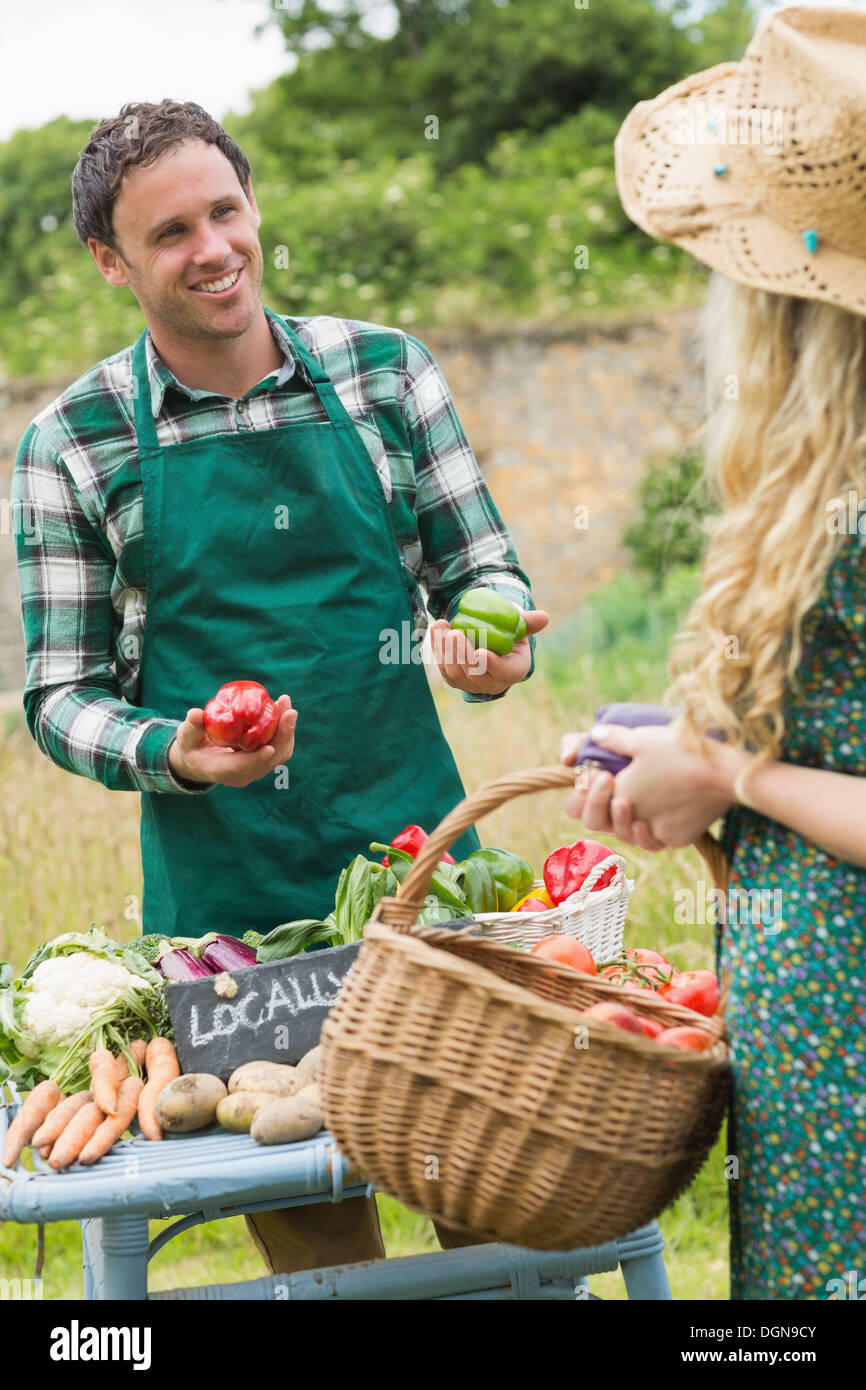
[240,0,758,173]
[0,118,92,311]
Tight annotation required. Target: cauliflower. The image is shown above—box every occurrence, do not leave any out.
[22,954,140,1048]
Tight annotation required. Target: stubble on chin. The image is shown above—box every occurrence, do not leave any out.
[138,261,264,343]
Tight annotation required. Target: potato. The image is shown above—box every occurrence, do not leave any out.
[228,1061,298,1097]
[295,1045,324,1089]
[154,1074,227,1133]
[216,1091,275,1134]
[251,1092,324,1146]
[296,1082,322,1110]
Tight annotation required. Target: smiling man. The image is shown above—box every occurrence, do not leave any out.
[11,99,544,1275]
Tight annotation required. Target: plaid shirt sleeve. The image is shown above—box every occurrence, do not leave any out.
[11,421,213,795]
[400,333,536,701]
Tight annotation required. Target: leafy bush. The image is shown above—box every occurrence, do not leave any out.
[244,104,708,338]
[624,448,716,584]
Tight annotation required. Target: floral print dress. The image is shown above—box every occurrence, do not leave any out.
[717,529,866,1300]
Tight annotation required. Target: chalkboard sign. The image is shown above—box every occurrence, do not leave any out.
[165,943,362,1080]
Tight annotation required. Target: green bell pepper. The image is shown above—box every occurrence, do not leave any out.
[461,858,499,914]
[368,843,468,912]
[451,588,527,656]
[463,847,534,912]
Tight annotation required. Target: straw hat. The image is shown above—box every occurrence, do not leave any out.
[614,5,866,316]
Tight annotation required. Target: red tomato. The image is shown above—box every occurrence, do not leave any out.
[638,1016,664,1039]
[599,966,655,993]
[531,936,597,974]
[581,1002,644,1035]
[623,948,673,986]
[660,970,719,1017]
[655,1026,711,1052]
[626,948,668,965]
[622,976,657,993]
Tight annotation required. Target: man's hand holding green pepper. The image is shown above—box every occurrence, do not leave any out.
[430,589,549,695]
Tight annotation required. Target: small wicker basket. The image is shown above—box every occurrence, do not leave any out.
[471,854,632,959]
[319,766,731,1251]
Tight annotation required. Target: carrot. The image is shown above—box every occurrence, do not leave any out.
[49,1102,105,1170]
[89,1049,119,1115]
[80,1077,144,1165]
[113,1041,147,1083]
[137,1037,180,1141]
[3,1080,62,1167]
[32,1090,93,1149]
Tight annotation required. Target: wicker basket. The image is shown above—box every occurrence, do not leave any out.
[471,854,632,959]
[319,766,731,1251]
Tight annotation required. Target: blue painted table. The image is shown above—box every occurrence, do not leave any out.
[1,1090,672,1300]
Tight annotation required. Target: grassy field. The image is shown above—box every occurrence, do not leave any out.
[0,671,730,1300]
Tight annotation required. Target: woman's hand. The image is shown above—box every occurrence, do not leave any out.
[559,731,666,851]
[575,723,734,847]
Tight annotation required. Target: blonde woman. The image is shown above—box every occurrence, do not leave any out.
[561,6,866,1300]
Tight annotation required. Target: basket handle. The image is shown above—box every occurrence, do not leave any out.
[381,765,728,930]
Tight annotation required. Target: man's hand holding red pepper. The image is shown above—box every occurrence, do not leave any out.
[169,693,298,787]
[430,608,549,695]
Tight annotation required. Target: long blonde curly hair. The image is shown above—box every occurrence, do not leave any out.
[666,271,866,766]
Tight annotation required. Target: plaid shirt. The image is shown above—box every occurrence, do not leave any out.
[11,312,534,796]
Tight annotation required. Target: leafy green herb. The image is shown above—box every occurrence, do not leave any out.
[255,919,338,963]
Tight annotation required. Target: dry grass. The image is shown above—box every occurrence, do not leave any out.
[0,720,144,968]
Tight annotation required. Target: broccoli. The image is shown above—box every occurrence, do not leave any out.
[242,930,263,949]
[136,933,171,964]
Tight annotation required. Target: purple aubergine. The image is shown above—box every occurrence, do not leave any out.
[200,935,258,972]
[156,948,214,981]
[577,703,725,776]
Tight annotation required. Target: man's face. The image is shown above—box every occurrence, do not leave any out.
[92,139,264,341]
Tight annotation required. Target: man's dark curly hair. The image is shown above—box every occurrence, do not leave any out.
[71,99,252,253]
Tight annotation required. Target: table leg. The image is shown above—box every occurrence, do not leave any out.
[617,1222,673,1300]
[81,1220,94,1300]
[81,1215,150,1300]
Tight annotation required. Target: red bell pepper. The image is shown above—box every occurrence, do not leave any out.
[542,839,616,905]
[382,824,456,868]
[203,680,280,752]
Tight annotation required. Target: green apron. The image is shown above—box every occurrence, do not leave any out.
[131,309,479,938]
